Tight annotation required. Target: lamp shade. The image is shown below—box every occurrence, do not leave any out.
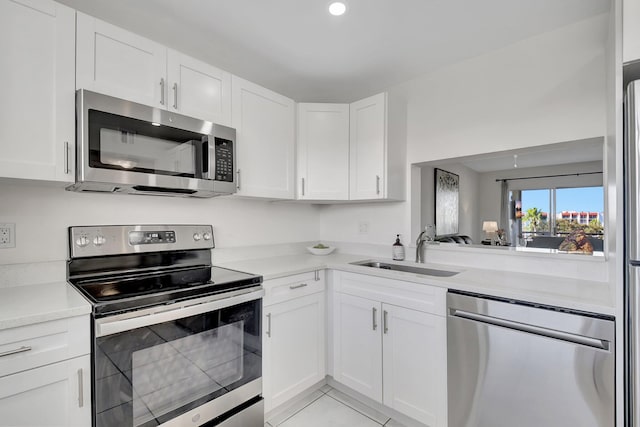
[482,221,498,232]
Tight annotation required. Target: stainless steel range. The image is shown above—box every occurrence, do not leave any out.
[67,225,264,427]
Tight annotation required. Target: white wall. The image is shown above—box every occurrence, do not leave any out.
[0,182,321,265]
[319,14,607,246]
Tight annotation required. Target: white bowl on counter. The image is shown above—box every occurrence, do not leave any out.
[306,246,336,256]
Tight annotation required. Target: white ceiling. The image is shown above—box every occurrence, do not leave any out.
[424,137,605,173]
[58,0,610,102]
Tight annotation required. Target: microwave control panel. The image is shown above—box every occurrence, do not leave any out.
[214,138,234,182]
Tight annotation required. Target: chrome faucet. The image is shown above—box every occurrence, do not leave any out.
[415,230,427,263]
[415,225,435,263]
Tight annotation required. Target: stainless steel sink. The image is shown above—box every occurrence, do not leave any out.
[350,261,459,277]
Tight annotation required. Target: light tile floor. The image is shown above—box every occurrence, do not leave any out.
[265,385,405,427]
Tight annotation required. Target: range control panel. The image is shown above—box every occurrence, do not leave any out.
[129,230,176,245]
[69,225,214,258]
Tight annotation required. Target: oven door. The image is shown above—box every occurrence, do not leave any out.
[93,289,263,427]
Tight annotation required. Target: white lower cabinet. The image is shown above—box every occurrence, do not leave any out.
[0,315,91,426]
[262,272,326,412]
[0,354,90,427]
[333,292,383,400]
[382,304,446,427]
[333,271,447,427]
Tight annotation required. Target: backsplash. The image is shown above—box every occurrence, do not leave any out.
[0,182,321,265]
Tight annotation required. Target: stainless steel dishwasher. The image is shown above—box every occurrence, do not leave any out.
[447,291,615,427]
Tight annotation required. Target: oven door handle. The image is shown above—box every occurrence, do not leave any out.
[95,287,264,337]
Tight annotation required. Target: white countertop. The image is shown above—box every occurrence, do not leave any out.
[0,250,614,331]
[0,281,92,331]
[219,253,616,316]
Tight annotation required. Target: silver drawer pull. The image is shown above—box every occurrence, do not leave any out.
[266,313,272,338]
[289,283,308,290]
[372,307,378,331]
[77,368,84,408]
[383,310,389,334]
[0,346,32,358]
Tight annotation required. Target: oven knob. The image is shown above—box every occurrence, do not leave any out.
[93,235,107,246]
[76,236,90,247]
[193,233,202,241]
[203,232,211,241]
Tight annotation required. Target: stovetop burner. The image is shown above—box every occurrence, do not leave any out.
[67,225,262,317]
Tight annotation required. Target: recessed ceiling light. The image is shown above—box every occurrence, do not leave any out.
[329,2,347,16]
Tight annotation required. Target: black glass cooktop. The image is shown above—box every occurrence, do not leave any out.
[70,265,262,317]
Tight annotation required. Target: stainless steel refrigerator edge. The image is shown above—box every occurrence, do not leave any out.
[625,79,640,427]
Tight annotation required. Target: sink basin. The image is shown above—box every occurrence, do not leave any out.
[351,261,459,277]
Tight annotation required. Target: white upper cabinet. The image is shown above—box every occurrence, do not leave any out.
[625,0,640,63]
[167,49,231,126]
[232,76,295,199]
[76,12,166,108]
[76,14,231,125]
[350,93,387,200]
[0,0,75,183]
[297,103,350,200]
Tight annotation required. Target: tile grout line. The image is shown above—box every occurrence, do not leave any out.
[325,392,391,426]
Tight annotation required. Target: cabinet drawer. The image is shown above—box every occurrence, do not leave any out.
[264,271,325,307]
[0,316,89,378]
[336,271,446,316]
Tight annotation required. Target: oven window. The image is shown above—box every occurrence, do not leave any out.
[88,110,205,178]
[94,299,261,427]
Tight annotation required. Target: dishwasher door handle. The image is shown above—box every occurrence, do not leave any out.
[450,308,610,351]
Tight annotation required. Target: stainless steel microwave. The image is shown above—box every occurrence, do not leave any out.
[67,90,237,197]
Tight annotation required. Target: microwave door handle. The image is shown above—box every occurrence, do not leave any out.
[202,136,214,180]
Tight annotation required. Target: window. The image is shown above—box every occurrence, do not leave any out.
[513,186,604,248]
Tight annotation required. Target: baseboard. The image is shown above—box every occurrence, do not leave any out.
[326,377,428,427]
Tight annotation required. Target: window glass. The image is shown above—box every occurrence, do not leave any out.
[556,186,604,239]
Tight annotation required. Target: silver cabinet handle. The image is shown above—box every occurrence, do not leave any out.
[236,169,241,190]
[289,283,308,290]
[0,346,31,358]
[77,368,84,408]
[314,270,320,281]
[172,82,178,109]
[64,141,70,174]
[266,313,272,338]
[301,178,305,196]
[383,310,388,334]
[372,307,378,331]
[376,175,381,195]
[450,309,611,351]
[160,78,165,105]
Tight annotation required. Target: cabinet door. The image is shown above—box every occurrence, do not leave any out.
[333,293,382,403]
[349,92,387,200]
[167,49,231,126]
[297,103,350,200]
[232,76,295,199]
[625,0,640,63]
[263,292,326,412]
[0,0,75,182]
[0,355,91,426]
[382,304,447,427]
[76,12,166,107]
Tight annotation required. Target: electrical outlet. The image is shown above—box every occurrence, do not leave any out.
[0,223,15,248]
[358,221,369,235]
